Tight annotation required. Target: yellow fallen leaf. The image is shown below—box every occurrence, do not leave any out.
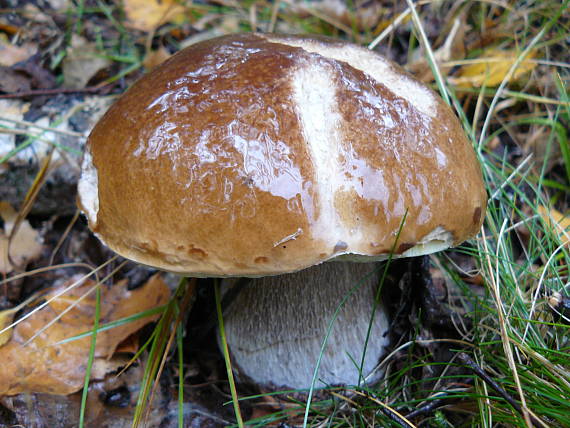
[0,274,171,395]
[0,309,15,346]
[123,0,186,32]
[452,48,537,88]
[0,292,42,347]
[538,206,570,246]
[0,202,43,274]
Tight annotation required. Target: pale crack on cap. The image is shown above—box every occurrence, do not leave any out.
[290,60,345,245]
[262,34,436,117]
[77,147,99,226]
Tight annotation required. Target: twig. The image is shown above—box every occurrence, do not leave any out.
[0,84,115,99]
[351,390,416,428]
[405,396,447,420]
[457,353,546,427]
[0,116,84,137]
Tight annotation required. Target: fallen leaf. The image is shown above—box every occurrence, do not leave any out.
[113,333,139,354]
[0,357,173,427]
[289,0,387,31]
[0,37,37,67]
[373,13,411,35]
[0,309,16,346]
[0,292,42,347]
[0,22,19,36]
[123,0,186,32]
[0,100,28,166]
[62,35,111,89]
[0,202,43,274]
[522,125,562,173]
[538,206,570,247]
[11,54,56,89]
[0,66,31,93]
[21,4,55,24]
[45,0,72,11]
[179,15,240,48]
[451,48,537,88]
[0,274,170,395]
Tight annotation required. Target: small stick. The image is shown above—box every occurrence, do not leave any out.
[405,396,447,420]
[0,84,114,99]
[457,353,545,427]
[351,390,416,428]
[380,406,416,428]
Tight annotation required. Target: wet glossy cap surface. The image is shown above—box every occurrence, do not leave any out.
[77,33,487,276]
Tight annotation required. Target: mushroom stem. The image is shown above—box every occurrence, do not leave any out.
[222,261,390,391]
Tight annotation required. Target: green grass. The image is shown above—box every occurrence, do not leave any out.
[78,284,100,428]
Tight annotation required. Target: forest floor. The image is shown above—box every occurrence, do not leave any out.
[0,1,569,427]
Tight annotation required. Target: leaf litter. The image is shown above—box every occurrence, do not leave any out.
[0,273,170,395]
[0,201,43,274]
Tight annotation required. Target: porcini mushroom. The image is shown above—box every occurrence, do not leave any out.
[77,33,486,391]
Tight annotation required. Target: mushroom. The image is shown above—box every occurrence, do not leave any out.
[77,33,486,391]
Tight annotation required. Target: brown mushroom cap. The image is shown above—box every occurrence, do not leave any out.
[78,33,487,277]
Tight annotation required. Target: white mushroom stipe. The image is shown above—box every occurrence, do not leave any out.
[223,262,389,390]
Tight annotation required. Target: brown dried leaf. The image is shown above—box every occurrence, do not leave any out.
[11,55,56,90]
[0,357,173,427]
[0,292,42,347]
[45,0,72,11]
[0,202,43,274]
[538,206,570,247]
[123,0,186,32]
[0,274,170,395]
[522,125,561,173]
[62,36,111,89]
[288,0,387,31]
[0,66,31,94]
